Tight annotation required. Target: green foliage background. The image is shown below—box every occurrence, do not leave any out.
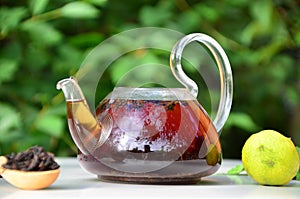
[0,0,299,158]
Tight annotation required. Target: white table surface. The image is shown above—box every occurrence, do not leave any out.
[0,158,299,199]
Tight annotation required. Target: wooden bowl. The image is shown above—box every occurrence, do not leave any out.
[0,156,60,190]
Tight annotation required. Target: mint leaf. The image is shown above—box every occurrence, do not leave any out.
[227,164,244,175]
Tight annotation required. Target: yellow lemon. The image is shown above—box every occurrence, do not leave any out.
[242,130,300,185]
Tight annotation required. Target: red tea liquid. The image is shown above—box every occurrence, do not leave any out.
[67,98,222,184]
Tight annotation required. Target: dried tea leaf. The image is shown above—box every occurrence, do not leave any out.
[3,146,59,171]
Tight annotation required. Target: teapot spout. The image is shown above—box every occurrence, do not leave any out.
[57,77,112,155]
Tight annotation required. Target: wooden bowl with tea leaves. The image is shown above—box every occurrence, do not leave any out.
[0,146,60,190]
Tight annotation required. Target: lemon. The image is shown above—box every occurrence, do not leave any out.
[242,130,300,185]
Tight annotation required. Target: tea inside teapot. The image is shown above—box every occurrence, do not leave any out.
[99,87,220,159]
[64,86,221,183]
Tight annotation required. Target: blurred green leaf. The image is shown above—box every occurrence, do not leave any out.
[86,0,107,6]
[250,0,272,27]
[225,112,260,132]
[23,45,49,69]
[53,44,83,73]
[110,50,161,84]
[285,87,299,107]
[241,0,271,43]
[224,0,249,6]
[296,172,300,181]
[21,21,62,46]
[295,30,300,45]
[241,22,261,45]
[0,103,22,149]
[175,10,201,33]
[29,0,49,15]
[0,40,22,61]
[68,32,104,48]
[35,114,64,138]
[0,59,19,84]
[0,7,27,36]
[0,103,21,135]
[139,2,172,26]
[61,1,100,19]
[196,4,219,22]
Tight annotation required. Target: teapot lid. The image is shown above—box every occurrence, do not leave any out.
[107,87,195,101]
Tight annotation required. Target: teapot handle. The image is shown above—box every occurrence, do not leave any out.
[170,33,233,133]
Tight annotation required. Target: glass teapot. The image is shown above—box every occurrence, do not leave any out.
[57,33,233,184]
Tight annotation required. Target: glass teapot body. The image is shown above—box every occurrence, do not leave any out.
[72,87,221,184]
[58,33,233,184]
